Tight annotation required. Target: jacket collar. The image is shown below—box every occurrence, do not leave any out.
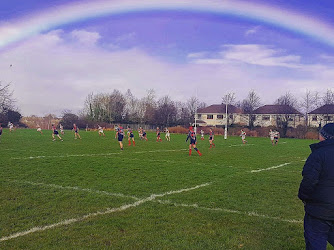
[310,139,334,152]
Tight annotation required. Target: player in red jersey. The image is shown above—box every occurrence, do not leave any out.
[186,126,202,156]
[127,127,135,146]
[73,123,81,139]
[209,128,215,148]
[156,127,162,142]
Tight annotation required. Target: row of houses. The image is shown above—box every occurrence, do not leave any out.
[196,104,334,128]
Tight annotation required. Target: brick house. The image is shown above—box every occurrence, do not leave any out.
[196,104,248,127]
[253,105,304,128]
[308,104,334,127]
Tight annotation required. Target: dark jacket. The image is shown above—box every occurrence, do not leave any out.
[298,139,334,220]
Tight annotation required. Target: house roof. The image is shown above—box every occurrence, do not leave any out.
[309,104,334,114]
[253,105,302,115]
[197,104,243,114]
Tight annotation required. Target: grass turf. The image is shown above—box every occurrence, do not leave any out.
[0,128,322,249]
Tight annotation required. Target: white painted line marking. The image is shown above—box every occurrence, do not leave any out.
[251,163,291,173]
[228,144,255,147]
[156,200,302,224]
[0,182,210,242]
[11,149,188,160]
[9,180,139,200]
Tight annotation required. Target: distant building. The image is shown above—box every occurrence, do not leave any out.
[253,105,304,128]
[196,104,248,127]
[308,104,334,128]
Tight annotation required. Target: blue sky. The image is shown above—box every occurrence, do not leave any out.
[1,0,334,116]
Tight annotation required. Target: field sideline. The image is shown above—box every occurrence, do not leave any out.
[0,128,321,249]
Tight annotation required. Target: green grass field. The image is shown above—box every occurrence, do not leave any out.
[0,128,328,249]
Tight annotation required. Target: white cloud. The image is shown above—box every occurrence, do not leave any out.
[190,44,301,68]
[245,26,260,36]
[70,29,101,46]
[1,31,334,117]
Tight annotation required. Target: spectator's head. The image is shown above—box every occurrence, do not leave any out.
[319,123,334,141]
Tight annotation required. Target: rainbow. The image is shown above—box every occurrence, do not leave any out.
[1,0,334,50]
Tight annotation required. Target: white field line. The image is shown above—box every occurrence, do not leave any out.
[8,180,140,201]
[156,200,302,224]
[0,182,210,242]
[11,149,187,160]
[251,163,291,173]
[228,144,255,147]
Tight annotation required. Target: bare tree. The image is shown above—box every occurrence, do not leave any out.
[241,90,261,128]
[0,81,15,113]
[322,89,334,105]
[275,92,298,108]
[300,90,315,127]
[222,92,236,106]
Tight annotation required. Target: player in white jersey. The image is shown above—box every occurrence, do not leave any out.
[269,129,275,145]
[97,125,105,137]
[8,122,14,132]
[37,125,43,135]
[240,129,247,144]
[165,127,170,141]
[200,130,204,140]
[59,123,64,135]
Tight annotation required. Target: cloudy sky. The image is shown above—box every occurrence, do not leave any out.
[1,0,334,116]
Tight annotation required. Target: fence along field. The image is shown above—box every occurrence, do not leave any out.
[0,128,313,249]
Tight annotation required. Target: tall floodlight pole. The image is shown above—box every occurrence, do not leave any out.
[224,102,228,139]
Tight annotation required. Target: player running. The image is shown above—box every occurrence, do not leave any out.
[142,128,148,141]
[165,127,170,141]
[156,127,162,142]
[138,127,143,140]
[127,127,135,146]
[274,130,280,145]
[8,122,14,132]
[209,128,215,149]
[37,125,43,135]
[200,129,205,140]
[73,123,81,139]
[97,125,105,137]
[116,126,124,150]
[240,129,247,144]
[0,124,2,142]
[269,129,275,145]
[186,127,202,156]
[59,123,64,135]
[52,124,63,141]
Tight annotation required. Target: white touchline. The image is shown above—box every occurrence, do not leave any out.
[0,182,210,242]
[11,149,188,160]
[156,200,302,224]
[8,180,140,201]
[228,144,255,147]
[251,163,292,173]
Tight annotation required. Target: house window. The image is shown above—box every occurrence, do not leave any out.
[217,115,223,119]
[207,114,213,119]
[325,116,333,121]
[197,114,202,119]
[229,114,233,119]
[262,115,270,121]
[312,116,317,121]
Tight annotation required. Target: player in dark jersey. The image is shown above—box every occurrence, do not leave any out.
[186,127,202,156]
[142,128,148,141]
[73,123,81,139]
[127,127,135,146]
[156,127,162,142]
[209,128,215,149]
[0,124,2,142]
[52,124,63,141]
[116,126,124,150]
